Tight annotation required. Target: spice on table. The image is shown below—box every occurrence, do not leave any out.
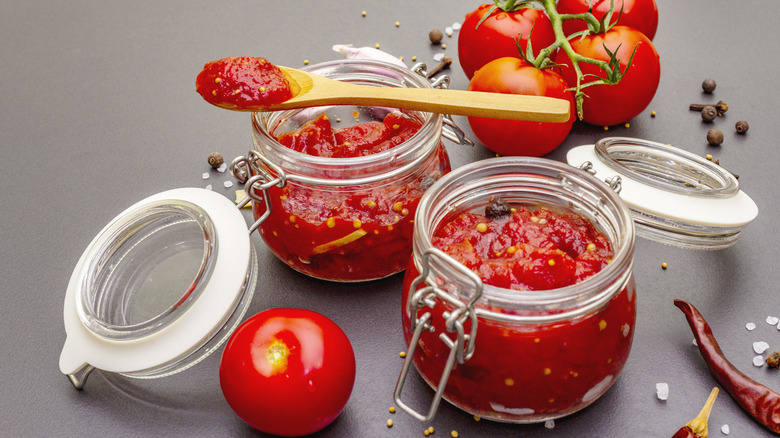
[707,129,724,146]
[674,299,780,434]
[702,78,717,94]
[735,120,749,134]
[426,56,452,78]
[208,152,224,168]
[429,29,443,44]
[672,387,719,438]
[701,106,718,122]
[690,101,728,116]
[767,351,780,369]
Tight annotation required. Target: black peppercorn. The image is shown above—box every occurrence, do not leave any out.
[706,129,724,146]
[429,29,443,45]
[702,78,716,94]
[208,152,224,168]
[485,196,512,219]
[735,120,749,134]
[701,105,718,122]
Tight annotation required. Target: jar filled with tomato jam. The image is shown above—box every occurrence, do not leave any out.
[232,60,466,282]
[395,157,636,423]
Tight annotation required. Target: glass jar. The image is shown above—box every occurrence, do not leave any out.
[232,59,464,282]
[394,157,636,423]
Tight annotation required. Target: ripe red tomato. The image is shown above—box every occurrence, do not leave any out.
[458,4,556,79]
[219,308,356,437]
[552,26,660,126]
[467,57,575,157]
[557,0,659,40]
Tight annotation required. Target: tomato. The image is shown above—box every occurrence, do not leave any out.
[219,308,356,436]
[466,57,575,157]
[552,26,660,126]
[458,4,556,79]
[557,0,659,40]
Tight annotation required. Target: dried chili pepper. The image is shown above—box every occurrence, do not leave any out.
[674,299,780,434]
[671,387,719,438]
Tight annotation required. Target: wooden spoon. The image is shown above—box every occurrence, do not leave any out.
[272,67,571,122]
[197,58,570,123]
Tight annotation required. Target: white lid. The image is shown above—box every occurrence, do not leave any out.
[566,138,758,249]
[59,188,255,386]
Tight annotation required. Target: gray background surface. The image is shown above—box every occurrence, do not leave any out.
[2,1,779,436]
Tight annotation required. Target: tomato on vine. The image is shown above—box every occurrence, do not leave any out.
[219,308,356,437]
[557,0,659,41]
[552,25,660,126]
[467,57,575,156]
[458,2,555,79]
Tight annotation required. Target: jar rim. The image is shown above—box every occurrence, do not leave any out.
[412,157,636,323]
[250,59,443,186]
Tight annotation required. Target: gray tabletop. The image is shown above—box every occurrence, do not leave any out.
[2,1,779,436]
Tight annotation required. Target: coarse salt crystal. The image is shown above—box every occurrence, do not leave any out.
[452,22,462,31]
[205,184,212,190]
[445,26,453,35]
[217,163,227,172]
[656,382,669,400]
[433,53,445,62]
[544,419,555,429]
[202,172,210,180]
[746,322,756,331]
[754,341,770,354]
[693,338,698,346]
[753,355,765,367]
[223,180,234,188]
[721,424,730,435]
[767,316,780,325]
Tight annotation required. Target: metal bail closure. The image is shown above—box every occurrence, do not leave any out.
[567,137,758,249]
[394,248,483,422]
[231,150,288,234]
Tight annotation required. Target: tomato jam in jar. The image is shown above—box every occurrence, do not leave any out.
[395,157,636,423]
[233,60,459,282]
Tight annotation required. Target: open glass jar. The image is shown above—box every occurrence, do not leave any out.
[394,157,637,423]
[232,59,467,282]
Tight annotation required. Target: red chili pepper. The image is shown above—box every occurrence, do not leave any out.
[674,299,780,434]
[671,387,719,438]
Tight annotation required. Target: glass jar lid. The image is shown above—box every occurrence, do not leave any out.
[59,188,257,389]
[566,137,758,249]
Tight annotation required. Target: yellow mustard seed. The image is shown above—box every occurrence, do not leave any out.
[428,426,435,434]
[651,110,657,117]
[662,262,668,269]
[259,86,266,93]
[424,431,430,437]
[706,154,713,161]
[412,55,417,61]
[548,259,556,266]
[214,77,221,83]
[504,377,515,386]
[387,419,393,427]
[603,125,609,131]
[587,242,596,251]
[451,431,459,438]
[544,367,552,375]
[473,415,481,422]
[506,246,517,254]
[534,337,541,343]
[211,90,217,96]
[289,215,296,223]
[234,89,241,94]
[476,223,488,233]
[389,406,396,413]
[362,10,366,16]
[395,21,400,27]
[441,43,447,49]
[366,200,377,208]
[326,217,336,228]
[375,43,380,49]
[393,201,403,212]
[399,351,406,358]
[304,59,309,65]
[531,216,539,223]
[599,320,607,330]
[624,123,630,128]
[401,208,409,215]
[353,219,362,229]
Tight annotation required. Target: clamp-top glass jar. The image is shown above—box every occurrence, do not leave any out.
[232,59,466,282]
[394,157,637,423]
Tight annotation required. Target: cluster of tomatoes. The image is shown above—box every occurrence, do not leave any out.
[458,0,661,156]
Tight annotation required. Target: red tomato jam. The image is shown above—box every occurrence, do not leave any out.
[432,202,613,290]
[402,201,636,422]
[196,56,292,109]
[253,111,450,282]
